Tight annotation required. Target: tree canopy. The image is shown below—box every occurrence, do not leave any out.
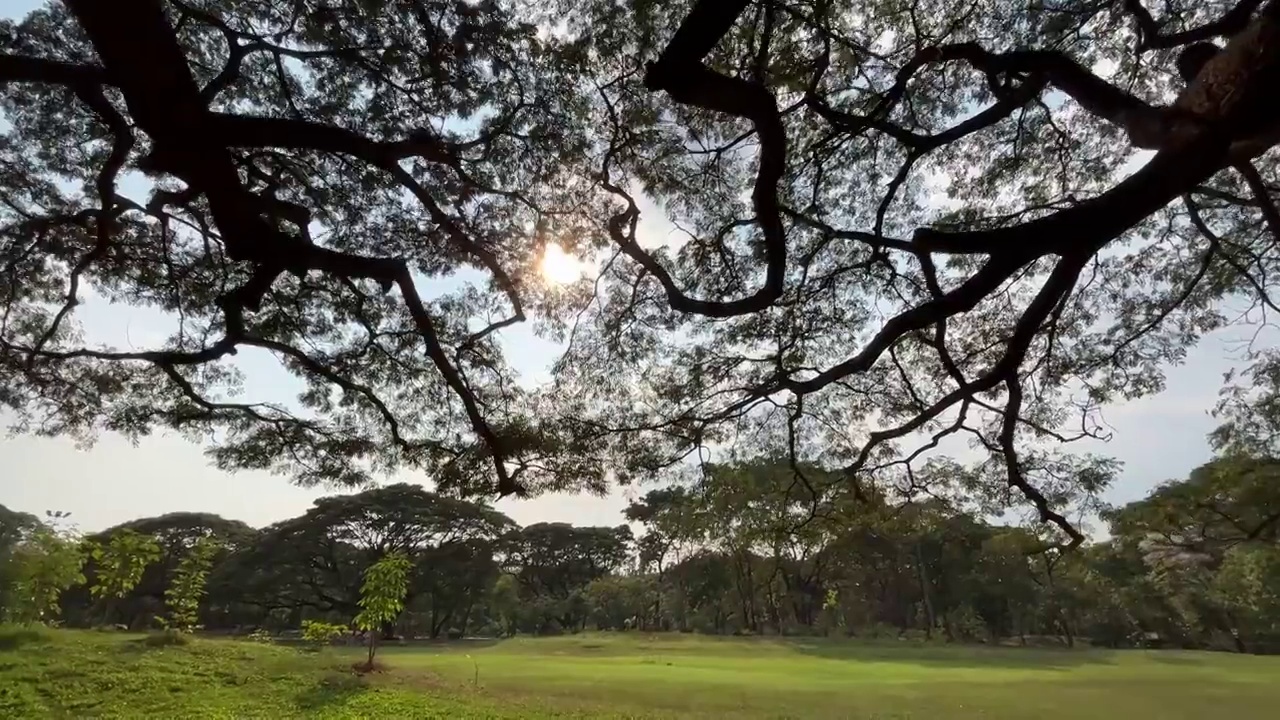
[2,0,1279,544]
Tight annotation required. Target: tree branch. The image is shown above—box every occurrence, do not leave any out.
[1235,161,1280,240]
[1124,0,1267,51]
[0,54,110,87]
[63,0,522,496]
[634,0,788,317]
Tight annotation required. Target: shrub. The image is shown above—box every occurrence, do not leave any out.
[301,620,347,648]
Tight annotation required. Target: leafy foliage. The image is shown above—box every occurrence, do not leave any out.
[1213,545,1280,644]
[1105,457,1280,554]
[4,524,86,625]
[0,504,42,616]
[300,619,348,647]
[354,551,412,665]
[67,512,254,629]
[163,537,221,632]
[89,529,162,602]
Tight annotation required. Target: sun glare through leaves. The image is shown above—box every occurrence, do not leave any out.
[539,242,587,285]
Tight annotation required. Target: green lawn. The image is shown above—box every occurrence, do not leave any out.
[2,627,1278,719]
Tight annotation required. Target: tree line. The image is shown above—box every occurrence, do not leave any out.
[2,451,1277,653]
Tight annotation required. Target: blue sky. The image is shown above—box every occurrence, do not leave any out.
[0,0,1265,534]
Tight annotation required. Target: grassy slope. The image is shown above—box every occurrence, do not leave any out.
[3,628,1279,719]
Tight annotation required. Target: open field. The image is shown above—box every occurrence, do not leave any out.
[2,627,1279,719]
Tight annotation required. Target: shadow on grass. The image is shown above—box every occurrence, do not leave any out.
[117,630,192,653]
[373,638,505,655]
[1145,654,1207,666]
[781,637,1115,670]
[0,627,50,651]
[294,672,368,711]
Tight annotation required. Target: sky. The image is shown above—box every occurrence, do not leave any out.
[0,0,1271,536]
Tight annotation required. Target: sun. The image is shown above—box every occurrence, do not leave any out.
[539,242,586,285]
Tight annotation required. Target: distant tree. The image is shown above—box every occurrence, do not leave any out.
[1106,458,1280,557]
[0,504,41,616]
[506,523,632,632]
[1212,350,1280,458]
[223,484,513,635]
[488,574,521,637]
[354,552,413,668]
[584,574,655,631]
[1212,544,1280,652]
[0,505,40,553]
[626,486,707,630]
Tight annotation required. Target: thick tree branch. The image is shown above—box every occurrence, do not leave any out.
[917,1,1280,265]
[0,54,109,87]
[1124,0,1267,51]
[27,84,135,361]
[645,0,753,77]
[911,126,1233,256]
[209,113,456,165]
[753,251,1034,400]
[1235,161,1280,239]
[889,43,1170,148]
[809,76,1046,153]
[633,0,787,317]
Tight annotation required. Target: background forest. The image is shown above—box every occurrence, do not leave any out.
[5,401,1279,654]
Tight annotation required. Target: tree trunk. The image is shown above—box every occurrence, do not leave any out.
[915,543,935,639]
[1225,612,1248,653]
[744,560,759,631]
[460,598,475,637]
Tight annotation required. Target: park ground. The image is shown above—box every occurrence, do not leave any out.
[2,627,1278,719]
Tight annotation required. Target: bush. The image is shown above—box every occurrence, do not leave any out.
[946,606,988,642]
[301,620,347,647]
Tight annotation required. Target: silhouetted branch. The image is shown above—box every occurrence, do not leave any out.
[1124,0,1266,50]
[0,54,109,87]
[1235,162,1280,240]
[859,43,1169,147]
[62,0,522,496]
[635,0,788,317]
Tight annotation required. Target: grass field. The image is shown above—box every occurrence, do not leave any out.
[2,626,1278,718]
